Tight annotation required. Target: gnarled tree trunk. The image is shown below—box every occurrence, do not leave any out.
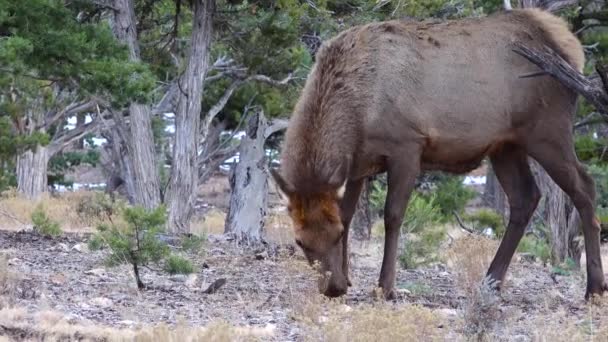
[224,111,269,244]
[112,0,161,210]
[351,179,373,240]
[531,160,582,266]
[17,146,49,199]
[165,0,215,233]
[484,166,509,224]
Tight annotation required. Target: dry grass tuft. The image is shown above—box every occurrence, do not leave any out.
[446,235,501,340]
[191,209,226,236]
[0,252,20,309]
[0,190,99,232]
[0,307,274,342]
[299,302,446,342]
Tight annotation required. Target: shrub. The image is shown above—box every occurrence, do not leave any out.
[464,208,505,238]
[31,205,62,237]
[180,234,206,255]
[400,225,446,269]
[517,234,551,264]
[400,193,446,269]
[402,192,443,234]
[164,254,195,275]
[431,175,476,220]
[87,234,105,251]
[93,205,169,289]
[76,192,125,225]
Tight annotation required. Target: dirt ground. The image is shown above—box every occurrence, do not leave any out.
[1,226,608,341]
[1,172,608,341]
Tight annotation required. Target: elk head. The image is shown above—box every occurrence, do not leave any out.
[270,168,348,297]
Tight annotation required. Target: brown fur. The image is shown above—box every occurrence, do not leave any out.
[273,9,607,299]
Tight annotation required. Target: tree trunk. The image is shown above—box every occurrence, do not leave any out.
[351,179,373,240]
[531,160,582,267]
[165,0,215,233]
[112,0,161,210]
[224,111,269,244]
[17,146,49,199]
[484,166,509,224]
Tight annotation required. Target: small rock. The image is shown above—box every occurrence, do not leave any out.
[118,320,136,326]
[170,274,188,283]
[255,251,268,260]
[58,243,70,252]
[397,288,412,295]
[318,315,329,323]
[202,262,210,269]
[71,243,88,253]
[90,297,113,308]
[85,268,107,277]
[8,258,19,265]
[185,274,198,288]
[49,273,66,286]
[202,278,227,294]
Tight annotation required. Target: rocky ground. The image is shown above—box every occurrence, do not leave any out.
[1,227,608,341]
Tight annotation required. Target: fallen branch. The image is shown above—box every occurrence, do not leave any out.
[452,210,480,235]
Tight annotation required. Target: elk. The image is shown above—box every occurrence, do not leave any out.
[271,8,608,299]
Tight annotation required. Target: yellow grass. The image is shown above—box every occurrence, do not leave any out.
[0,307,275,342]
[0,189,98,232]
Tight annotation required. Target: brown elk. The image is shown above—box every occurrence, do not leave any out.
[271,8,608,299]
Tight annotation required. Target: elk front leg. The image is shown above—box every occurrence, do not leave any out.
[338,179,364,286]
[378,158,419,299]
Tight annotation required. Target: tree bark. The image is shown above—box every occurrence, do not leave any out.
[112,0,161,210]
[165,0,215,233]
[17,146,49,200]
[351,179,373,240]
[484,166,509,224]
[224,110,269,244]
[531,160,582,266]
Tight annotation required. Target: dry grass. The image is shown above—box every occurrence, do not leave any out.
[0,307,275,342]
[297,301,447,342]
[445,234,501,340]
[191,209,226,236]
[0,251,20,309]
[0,189,98,232]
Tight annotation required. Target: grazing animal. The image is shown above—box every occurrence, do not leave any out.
[271,8,608,299]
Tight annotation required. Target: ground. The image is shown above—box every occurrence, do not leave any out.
[1,227,608,341]
[1,172,608,341]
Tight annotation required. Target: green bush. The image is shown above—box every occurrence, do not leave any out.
[464,209,505,238]
[400,225,447,269]
[402,192,443,234]
[431,176,476,220]
[180,234,206,255]
[87,234,105,251]
[31,205,62,237]
[76,192,125,224]
[92,205,170,289]
[517,234,551,264]
[164,254,195,275]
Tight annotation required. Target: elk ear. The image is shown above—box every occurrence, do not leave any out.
[269,168,294,202]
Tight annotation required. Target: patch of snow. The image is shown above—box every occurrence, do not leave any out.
[52,183,106,192]
[463,176,486,185]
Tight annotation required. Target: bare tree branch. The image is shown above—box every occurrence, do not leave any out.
[512,42,608,116]
[49,118,101,155]
[44,99,96,128]
[153,82,178,115]
[264,118,289,139]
